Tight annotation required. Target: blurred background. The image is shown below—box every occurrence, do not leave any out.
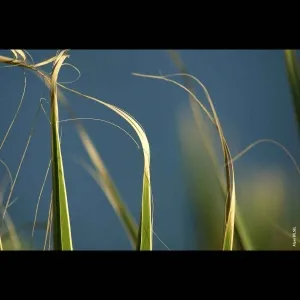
[0,49,299,250]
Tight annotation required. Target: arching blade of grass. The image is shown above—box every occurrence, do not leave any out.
[74,127,139,248]
[167,50,251,250]
[49,51,73,250]
[1,50,152,250]
[284,50,300,138]
[133,71,236,250]
[1,92,46,224]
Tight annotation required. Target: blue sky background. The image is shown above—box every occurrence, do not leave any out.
[0,49,299,250]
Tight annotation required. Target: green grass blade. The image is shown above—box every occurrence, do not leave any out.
[0,202,22,250]
[133,71,237,250]
[167,50,251,250]
[284,50,300,137]
[50,51,73,250]
[58,85,153,251]
[137,173,152,250]
[165,52,236,250]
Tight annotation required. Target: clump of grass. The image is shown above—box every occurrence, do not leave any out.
[0,50,153,250]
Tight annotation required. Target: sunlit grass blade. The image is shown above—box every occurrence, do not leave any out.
[167,50,251,250]
[230,138,300,175]
[40,53,152,250]
[177,115,251,250]
[133,71,236,250]
[284,50,300,137]
[50,50,73,250]
[58,85,153,250]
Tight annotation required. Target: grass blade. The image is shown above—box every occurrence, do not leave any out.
[39,53,152,250]
[284,50,300,137]
[167,50,251,250]
[50,50,73,250]
[58,86,153,250]
[133,71,236,250]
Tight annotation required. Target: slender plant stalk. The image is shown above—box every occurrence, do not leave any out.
[167,50,251,250]
[58,86,152,250]
[49,51,73,250]
[133,70,237,250]
[284,50,300,138]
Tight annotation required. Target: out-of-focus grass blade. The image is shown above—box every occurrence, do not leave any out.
[178,115,252,250]
[137,172,152,250]
[0,188,21,250]
[284,50,300,137]
[74,128,139,248]
[50,50,73,250]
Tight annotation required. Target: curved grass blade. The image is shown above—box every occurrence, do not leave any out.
[79,157,138,248]
[0,185,21,250]
[42,93,140,248]
[59,117,143,248]
[0,69,27,152]
[50,51,73,250]
[40,53,152,250]
[58,85,153,251]
[167,50,251,250]
[133,71,236,250]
